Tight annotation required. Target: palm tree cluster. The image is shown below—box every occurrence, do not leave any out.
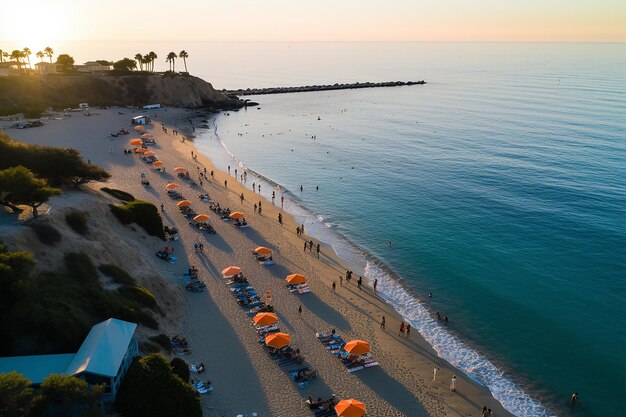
[134,51,158,72]
[0,46,54,69]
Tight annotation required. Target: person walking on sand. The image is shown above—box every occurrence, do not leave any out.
[228,165,230,174]
[373,278,378,292]
[316,243,320,258]
[278,213,283,225]
[296,226,300,236]
[309,240,314,251]
[304,241,307,252]
[406,323,411,337]
[224,179,228,188]
[252,182,256,192]
[357,276,362,290]
[339,275,343,286]
[380,316,386,330]
[399,321,405,336]
[240,193,244,204]
[281,195,284,207]
[160,203,164,212]
[450,375,457,392]
[433,366,439,381]
[332,281,336,292]
[254,203,257,212]
[298,305,302,317]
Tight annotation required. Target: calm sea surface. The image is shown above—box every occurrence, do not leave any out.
[64,42,626,416]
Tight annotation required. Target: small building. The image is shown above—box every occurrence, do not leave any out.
[75,61,112,73]
[131,115,151,125]
[0,318,138,402]
[34,62,59,75]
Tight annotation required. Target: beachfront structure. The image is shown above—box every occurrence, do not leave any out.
[131,115,151,125]
[34,62,59,75]
[75,61,112,73]
[0,318,138,402]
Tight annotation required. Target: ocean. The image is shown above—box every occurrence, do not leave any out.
[64,42,626,416]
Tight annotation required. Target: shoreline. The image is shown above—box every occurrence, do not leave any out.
[4,107,515,417]
[184,110,561,417]
[165,111,521,417]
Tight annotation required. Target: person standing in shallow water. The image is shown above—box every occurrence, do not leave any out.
[316,243,320,258]
[450,375,457,391]
[373,278,378,292]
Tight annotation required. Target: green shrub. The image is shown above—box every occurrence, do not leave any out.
[110,200,165,240]
[64,252,98,284]
[149,334,172,353]
[118,286,157,310]
[65,210,89,235]
[101,187,135,202]
[170,358,190,383]
[98,264,136,285]
[30,223,62,245]
[116,354,201,417]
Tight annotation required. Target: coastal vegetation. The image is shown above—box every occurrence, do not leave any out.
[30,223,63,245]
[115,354,201,417]
[0,246,159,356]
[0,166,60,217]
[65,210,89,235]
[0,372,104,417]
[0,133,110,187]
[110,200,165,240]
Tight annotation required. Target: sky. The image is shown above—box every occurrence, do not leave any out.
[1,0,625,46]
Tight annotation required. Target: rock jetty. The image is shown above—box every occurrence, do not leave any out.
[224,80,426,97]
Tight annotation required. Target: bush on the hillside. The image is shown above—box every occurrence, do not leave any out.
[116,354,201,417]
[30,223,62,245]
[64,252,99,285]
[170,358,190,383]
[98,264,135,285]
[110,200,165,240]
[118,285,157,310]
[0,371,33,417]
[29,374,103,417]
[0,133,109,187]
[139,341,162,354]
[101,187,135,202]
[149,334,172,353]
[65,210,89,235]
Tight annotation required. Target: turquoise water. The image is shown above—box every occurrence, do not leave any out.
[65,42,626,416]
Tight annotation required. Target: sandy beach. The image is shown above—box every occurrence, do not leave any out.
[2,107,513,417]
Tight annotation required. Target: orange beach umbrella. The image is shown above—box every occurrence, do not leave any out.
[286,273,306,284]
[130,138,143,146]
[252,312,278,326]
[135,147,149,153]
[229,211,245,219]
[152,161,164,167]
[143,151,155,157]
[265,332,291,348]
[174,167,188,173]
[335,399,366,417]
[165,183,179,190]
[193,214,210,222]
[344,340,370,355]
[176,200,192,207]
[255,246,272,255]
[222,266,241,276]
[142,133,153,137]
[134,125,145,131]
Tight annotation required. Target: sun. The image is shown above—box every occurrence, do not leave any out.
[0,2,71,48]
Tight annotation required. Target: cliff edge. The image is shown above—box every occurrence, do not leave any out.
[0,74,242,115]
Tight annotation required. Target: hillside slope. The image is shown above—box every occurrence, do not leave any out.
[0,73,242,115]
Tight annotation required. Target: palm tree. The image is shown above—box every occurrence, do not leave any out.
[10,50,22,69]
[166,52,177,72]
[23,47,31,68]
[0,50,4,63]
[134,53,143,71]
[44,47,54,63]
[1,52,8,63]
[179,50,189,73]
[148,51,157,72]
[36,51,44,62]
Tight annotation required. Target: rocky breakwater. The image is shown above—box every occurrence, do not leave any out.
[0,73,244,116]
[224,80,426,99]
